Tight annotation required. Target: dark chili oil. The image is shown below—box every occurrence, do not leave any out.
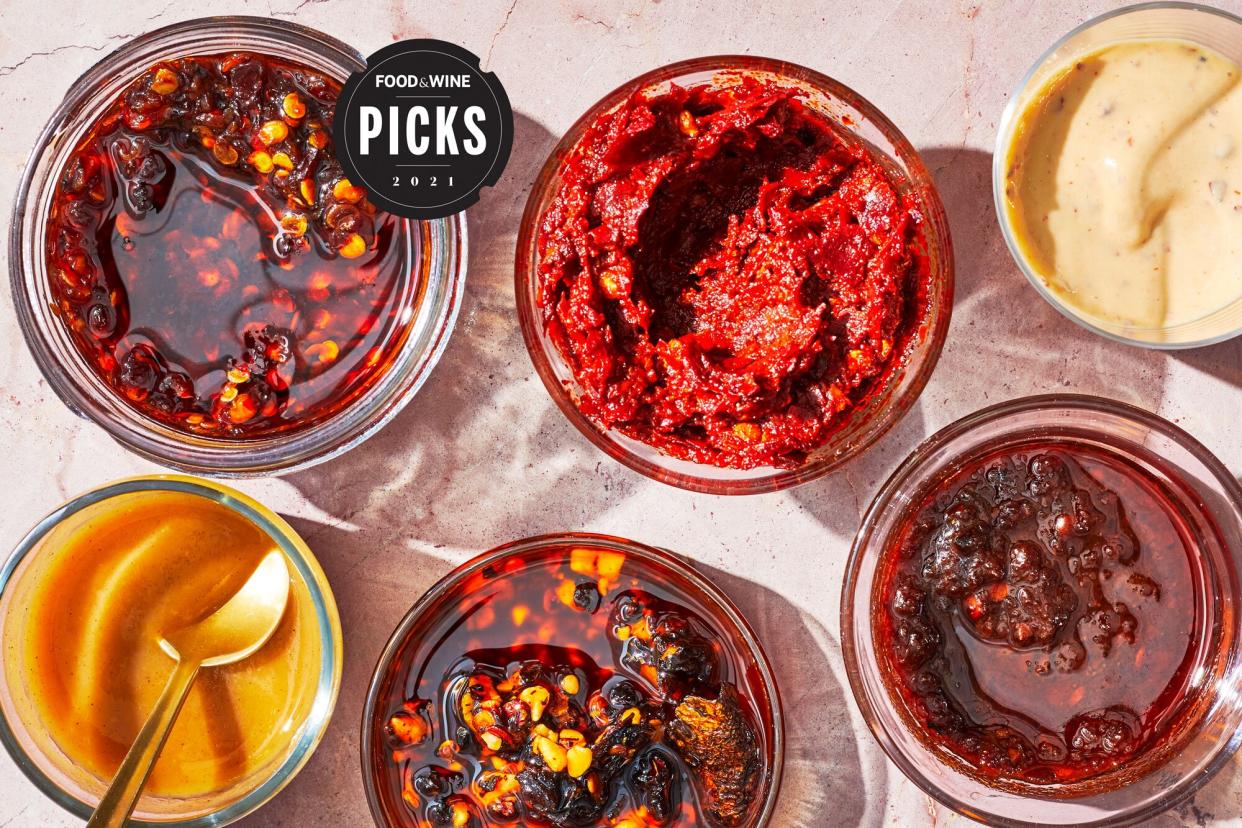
[369,545,772,827]
[876,442,1209,790]
[46,53,415,437]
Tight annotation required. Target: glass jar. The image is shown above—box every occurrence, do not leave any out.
[993,3,1242,348]
[515,56,954,495]
[9,16,466,475]
[842,395,1242,826]
[0,475,343,825]
[361,532,785,826]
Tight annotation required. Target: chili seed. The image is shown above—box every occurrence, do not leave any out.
[212,141,239,165]
[733,422,762,441]
[387,710,429,746]
[150,67,179,95]
[247,150,274,173]
[313,340,339,364]
[333,178,365,203]
[339,233,367,259]
[566,745,593,778]
[679,110,698,137]
[282,92,306,120]
[280,212,308,237]
[557,728,585,747]
[258,120,289,145]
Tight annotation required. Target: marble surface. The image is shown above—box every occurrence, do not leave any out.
[1,0,1241,825]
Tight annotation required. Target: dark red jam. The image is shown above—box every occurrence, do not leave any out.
[535,76,931,470]
[369,544,773,827]
[47,53,414,437]
[876,444,1209,790]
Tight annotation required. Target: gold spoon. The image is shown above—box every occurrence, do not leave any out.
[87,551,291,828]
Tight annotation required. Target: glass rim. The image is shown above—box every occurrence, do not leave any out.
[514,54,954,495]
[991,1,1242,351]
[358,531,786,826]
[840,393,1242,826]
[0,474,344,826]
[8,15,467,476]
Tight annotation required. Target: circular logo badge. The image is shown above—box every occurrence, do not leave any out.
[334,40,513,220]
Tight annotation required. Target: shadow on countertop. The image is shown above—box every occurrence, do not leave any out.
[916,146,1167,411]
[285,110,645,549]
[697,562,881,828]
[1147,755,1242,827]
[233,515,454,827]
[791,146,1172,542]
[1172,335,1242,392]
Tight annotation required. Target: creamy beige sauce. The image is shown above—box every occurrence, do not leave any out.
[1006,40,1242,339]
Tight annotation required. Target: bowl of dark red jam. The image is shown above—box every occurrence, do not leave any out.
[361,533,783,827]
[842,395,1242,826]
[515,56,953,495]
[10,17,465,475]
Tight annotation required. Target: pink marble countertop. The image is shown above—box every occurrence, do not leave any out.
[1,1,1241,825]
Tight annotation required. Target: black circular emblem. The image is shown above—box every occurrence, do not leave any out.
[334,40,513,220]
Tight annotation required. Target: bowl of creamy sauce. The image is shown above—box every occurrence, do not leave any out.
[996,3,1242,348]
[0,476,342,825]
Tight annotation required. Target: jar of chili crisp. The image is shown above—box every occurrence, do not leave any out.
[10,16,466,475]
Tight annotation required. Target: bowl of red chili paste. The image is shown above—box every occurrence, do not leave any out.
[361,534,783,827]
[842,396,1242,826]
[516,57,952,494]
[10,18,465,475]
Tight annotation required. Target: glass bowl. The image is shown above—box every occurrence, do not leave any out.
[360,532,784,826]
[0,475,343,825]
[993,2,1242,349]
[9,16,466,476]
[841,395,1242,826]
[515,56,954,495]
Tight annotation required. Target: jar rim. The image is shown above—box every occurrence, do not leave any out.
[358,531,786,826]
[840,393,1242,826]
[513,54,954,495]
[0,474,343,826]
[990,1,1242,350]
[9,15,467,476]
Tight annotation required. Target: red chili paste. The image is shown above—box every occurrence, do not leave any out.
[536,76,928,469]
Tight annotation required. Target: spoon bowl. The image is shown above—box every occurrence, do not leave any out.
[160,551,292,666]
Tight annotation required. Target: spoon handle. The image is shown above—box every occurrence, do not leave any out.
[87,658,202,828]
